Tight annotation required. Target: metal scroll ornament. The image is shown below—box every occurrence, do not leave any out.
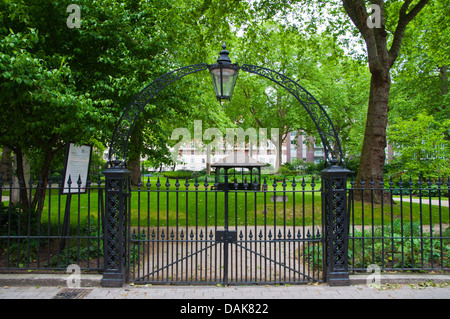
[240,64,343,166]
[108,62,343,168]
[108,63,209,166]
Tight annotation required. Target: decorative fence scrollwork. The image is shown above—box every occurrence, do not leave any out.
[108,62,343,168]
[240,64,343,166]
[108,63,209,166]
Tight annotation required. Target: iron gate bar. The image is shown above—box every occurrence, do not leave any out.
[232,241,320,282]
[132,240,219,282]
[127,176,325,285]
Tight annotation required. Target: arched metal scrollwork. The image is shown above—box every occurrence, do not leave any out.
[240,64,344,166]
[108,63,208,167]
[108,62,343,168]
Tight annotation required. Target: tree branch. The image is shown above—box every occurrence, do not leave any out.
[249,106,264,128]
[342,0,383,73]
[389,0,430,66]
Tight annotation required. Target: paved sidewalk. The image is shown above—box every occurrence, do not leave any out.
[392,197,449,207]
[0,273,448,301]
[0,282,449,300]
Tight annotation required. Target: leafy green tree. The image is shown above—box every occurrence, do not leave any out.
[389,0,449,125]
[0,26,98,211]
[226,21,370,168]
[387,113,450,179]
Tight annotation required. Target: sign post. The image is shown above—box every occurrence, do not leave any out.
[59,143,92,252]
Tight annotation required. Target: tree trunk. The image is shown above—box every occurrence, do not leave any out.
[0,147,12,182]
[355,72,391,203]
[439,65,448,95]
[31,149,55,217]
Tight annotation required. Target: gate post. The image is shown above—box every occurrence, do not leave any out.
[321,156,351,286]
[102,160,131,287]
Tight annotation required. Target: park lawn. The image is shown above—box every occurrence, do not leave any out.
[127,188,449,228]
[128,187,323,228]
[3,176,447,229]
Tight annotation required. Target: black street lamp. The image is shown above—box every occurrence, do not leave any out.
[208,43,239,103]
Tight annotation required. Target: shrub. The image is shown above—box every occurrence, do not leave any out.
[348,220,450,269]
[277,166,295,176]
[163,170,193,179]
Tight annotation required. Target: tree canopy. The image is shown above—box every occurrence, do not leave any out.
[0,0,447,206]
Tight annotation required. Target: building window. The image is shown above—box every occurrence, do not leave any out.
[314,150,323,157]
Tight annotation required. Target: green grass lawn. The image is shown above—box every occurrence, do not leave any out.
[3,176,449,229]
[128,187,323,228]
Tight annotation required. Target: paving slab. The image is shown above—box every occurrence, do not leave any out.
[0,273,448,301]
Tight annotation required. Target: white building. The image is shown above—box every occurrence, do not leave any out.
[104,131,326,172]
[173,138,286,172]
[173,131,325,172]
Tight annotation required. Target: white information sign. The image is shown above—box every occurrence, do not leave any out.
[62,143,92,194]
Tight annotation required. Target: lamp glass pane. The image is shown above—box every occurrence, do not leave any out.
[210,67,238,100]
[210,69,221,99]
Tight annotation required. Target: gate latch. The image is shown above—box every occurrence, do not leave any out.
[215,230,237,243]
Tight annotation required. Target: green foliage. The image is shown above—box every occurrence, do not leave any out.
[387,113,450,179]
[276,166,294,176]
[49,216,103,268]
[349,220,450,269]
[162,170,193,180]
[382,179,449,198]
[283,158,303,171]
[387,0,449,179]
[390,0,449,124]
[346,157,360,177]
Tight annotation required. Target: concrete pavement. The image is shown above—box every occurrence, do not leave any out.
[392,197,450,207]
[0,273,449,300]
[1,282,449,300]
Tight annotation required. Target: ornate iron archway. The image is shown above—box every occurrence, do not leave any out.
[107,66,343,168]
[101,47,350,288]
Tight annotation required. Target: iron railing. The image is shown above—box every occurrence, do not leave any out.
[1,175,448,281]
[0,177,104,272]
[348,177,450,273]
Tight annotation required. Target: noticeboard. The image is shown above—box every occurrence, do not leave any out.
[61,142,92,194]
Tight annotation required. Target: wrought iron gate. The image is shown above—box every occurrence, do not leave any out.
[103,49,351,287]
[127,176,324,285]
